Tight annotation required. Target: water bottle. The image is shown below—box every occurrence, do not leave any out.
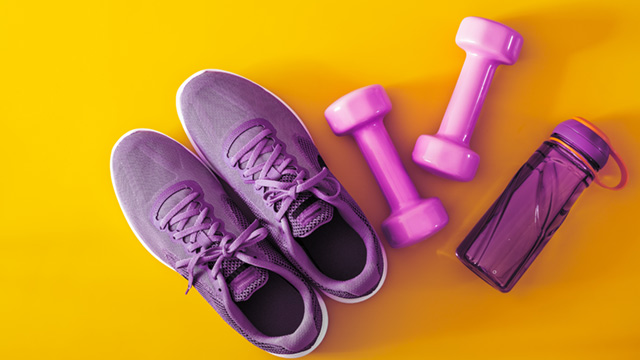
[456,117,627,292]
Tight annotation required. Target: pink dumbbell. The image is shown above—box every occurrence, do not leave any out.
[325,85,448,248]
[413,17,523,182]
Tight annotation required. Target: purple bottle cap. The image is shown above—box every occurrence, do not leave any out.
[551,119,610,171]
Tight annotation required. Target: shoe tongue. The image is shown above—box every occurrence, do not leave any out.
[279,174,334,238]
[228,125,334,236]
[158,187,268,302]
[221,259,269,302]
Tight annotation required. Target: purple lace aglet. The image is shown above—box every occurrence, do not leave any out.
[185,277,194,295]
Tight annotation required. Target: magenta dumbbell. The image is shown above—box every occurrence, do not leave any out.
[413,17,523,182]
[325,85,448,248]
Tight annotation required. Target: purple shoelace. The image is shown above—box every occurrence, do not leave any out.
[229,124,340,221]
[152,181,268,294]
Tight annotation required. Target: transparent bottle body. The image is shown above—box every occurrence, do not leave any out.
[457,141,595,292]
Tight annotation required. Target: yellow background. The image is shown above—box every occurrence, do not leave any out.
[2,0,639,359]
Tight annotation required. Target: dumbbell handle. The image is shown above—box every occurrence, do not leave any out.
[438,56,497,145]
[352,119,420,211]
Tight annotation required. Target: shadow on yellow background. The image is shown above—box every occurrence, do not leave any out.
[1,0,638,359]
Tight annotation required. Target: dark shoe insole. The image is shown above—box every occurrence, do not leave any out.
[296,212,366,281]
[235,272,304,337]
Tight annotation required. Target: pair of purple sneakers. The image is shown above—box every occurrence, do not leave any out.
[111,70,387,357]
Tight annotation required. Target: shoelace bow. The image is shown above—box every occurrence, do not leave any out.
[156,190,268,294]
[229,127,340,220]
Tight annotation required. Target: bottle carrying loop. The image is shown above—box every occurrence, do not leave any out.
[548,117,628,191]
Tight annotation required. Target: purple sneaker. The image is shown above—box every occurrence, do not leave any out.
[111,129,327,357]
[176,70,387,303]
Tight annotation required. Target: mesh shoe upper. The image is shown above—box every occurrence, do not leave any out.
[111,129,326,355]
[177,70,387,302]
